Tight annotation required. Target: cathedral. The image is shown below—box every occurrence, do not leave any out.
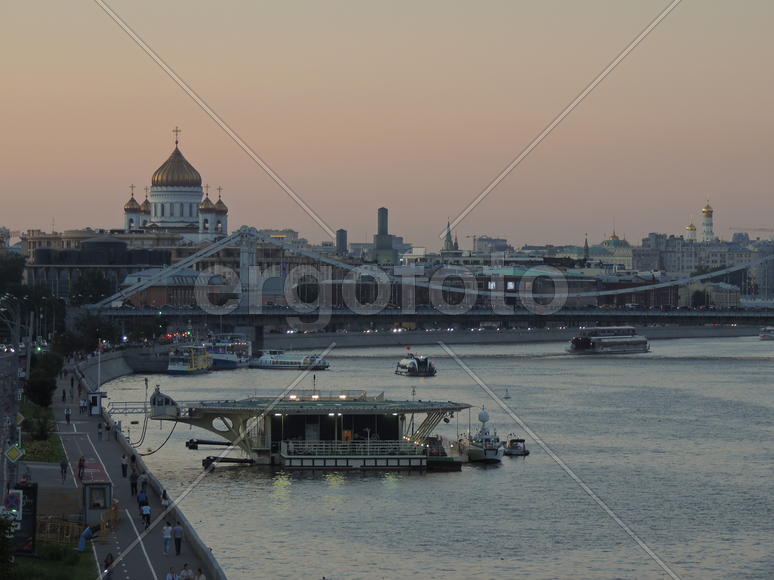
[123,131,229,241]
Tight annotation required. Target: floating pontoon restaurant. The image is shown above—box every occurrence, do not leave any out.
[150,389,471,470]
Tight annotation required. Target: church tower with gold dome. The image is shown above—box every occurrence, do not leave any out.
[125,128,229,239]
[700,202,714,242]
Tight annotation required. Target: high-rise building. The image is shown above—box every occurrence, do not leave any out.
[336,229,348,256]
[371,207,398,264]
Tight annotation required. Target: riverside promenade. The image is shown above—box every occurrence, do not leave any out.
[48,364,222,580]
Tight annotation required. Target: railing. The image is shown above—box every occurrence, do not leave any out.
[36,516,84,544]
[281,440,422,457]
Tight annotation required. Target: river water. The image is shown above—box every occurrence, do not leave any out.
[104,337,773,579]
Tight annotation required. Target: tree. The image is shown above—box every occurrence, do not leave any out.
[26,368,57,407]
[70,270,114,306]
[74,313,119,347]
[0,515,15,580]
[0,253,25,295]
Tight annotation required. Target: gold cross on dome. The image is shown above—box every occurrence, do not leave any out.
[217,186,223,198]
[173,126,182,144]
[205,184,210,195]
[129,184,135,196]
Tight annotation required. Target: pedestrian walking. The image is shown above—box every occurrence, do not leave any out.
[97,423,103,441]
[162,521,173,555]
[121,454,128,478]
[194,568,206,580]
[139,471,149,494]
[130,470,138,495]
[173,521,184,555]
[62,388,66,403]
[70,375,74,390]
[164,567,178,580]
[161,489,171,509]
[141,503,151,529]
[77,456,85,480]
[103,553,115,580]
[59,459,68,483]
[130,453,137,472]
[178,563,194,579]
[64,407,71,424]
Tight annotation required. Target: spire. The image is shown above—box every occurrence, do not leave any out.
[443,220,454,252]
[173,126,181,146]
[583,233,589,262]
[453,233,459,251]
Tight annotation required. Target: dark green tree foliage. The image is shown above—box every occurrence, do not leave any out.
[0,253,25,295]
[0,516,15,579]
[70,270,113,306]
[74,313,119,347]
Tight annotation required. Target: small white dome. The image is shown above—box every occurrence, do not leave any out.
[478,408,490,423]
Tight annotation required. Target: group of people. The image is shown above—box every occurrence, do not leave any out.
[161,520,186,556]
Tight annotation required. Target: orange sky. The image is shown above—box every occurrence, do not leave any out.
[1,1,772,249]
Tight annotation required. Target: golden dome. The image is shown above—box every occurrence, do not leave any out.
[198,194,216,212]
[151,146,202,187]
[214,196,228,214]
[701,202,713,215]
[609,232,620,241]
[685,223,696,231]
[140,196,151,214]
[124,195,141,212]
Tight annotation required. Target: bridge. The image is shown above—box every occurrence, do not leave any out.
[85,225,774,340]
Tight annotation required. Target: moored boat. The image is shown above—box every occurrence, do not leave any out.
[568,326,649,354]
[167,345,212,375]
[395,353,436,377]
[206,334,252,370]
[459,408,504,463]
[249,350,330,370]
[759,327,774,340]
[503,435,530,457]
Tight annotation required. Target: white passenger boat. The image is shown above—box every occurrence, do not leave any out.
[395,353,437,377]
[759,327,774,340]
[249,350,330,370]
[167,345,212,375]
[459,409,504,463]
[567,326,649,354]
[206,334,252,370]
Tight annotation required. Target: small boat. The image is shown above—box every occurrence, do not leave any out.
[503,435,530,457]
[759,327,774,340]
[167,346,212,375]
[568,326,649,354]
[395,353,436,377]
[503,388,511,400]
[459,408,504,463]
[249,350,330,370]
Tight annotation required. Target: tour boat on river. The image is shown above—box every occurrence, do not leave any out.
[249,350,330,370]
[395,353,437,377]
[167,345,212,375]
[567,326,649,354]
[206,334,252,370]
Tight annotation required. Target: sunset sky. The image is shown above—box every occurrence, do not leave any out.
[2,1,772,249]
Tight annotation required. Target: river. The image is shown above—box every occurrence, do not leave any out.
[104,337,774,579]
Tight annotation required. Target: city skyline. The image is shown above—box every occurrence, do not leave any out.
[2,1,772,248]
